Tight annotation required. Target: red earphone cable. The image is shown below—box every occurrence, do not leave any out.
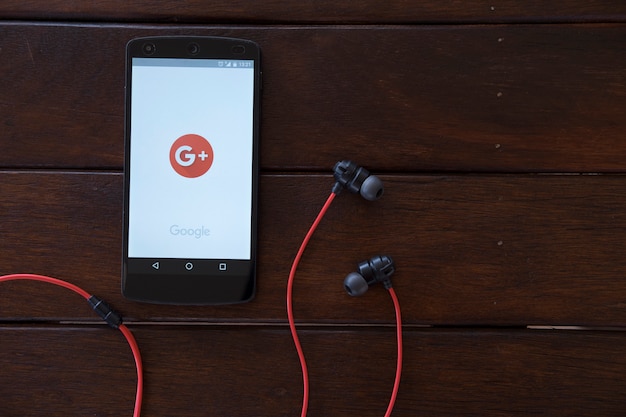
[287,191,337,417]
[0,273,143,417]
[119,323,144,417]
[385,287,403,417]
[0,273,92,299]
[287,192,403,417]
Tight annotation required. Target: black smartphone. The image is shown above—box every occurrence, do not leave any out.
[122,36,261,304]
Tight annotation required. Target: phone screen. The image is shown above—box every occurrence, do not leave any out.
[122,38,259,304]
[129,57,254,260]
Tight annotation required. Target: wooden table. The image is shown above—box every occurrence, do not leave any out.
[1,2,626,415]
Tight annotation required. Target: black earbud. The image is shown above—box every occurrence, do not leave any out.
[332,160,384,201]
[344,255,395,296]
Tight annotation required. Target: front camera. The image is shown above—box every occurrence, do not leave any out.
[142,42,156,55]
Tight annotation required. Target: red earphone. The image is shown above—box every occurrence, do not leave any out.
[287,160,403,417]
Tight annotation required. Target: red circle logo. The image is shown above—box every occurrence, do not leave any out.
[169,134,214,178]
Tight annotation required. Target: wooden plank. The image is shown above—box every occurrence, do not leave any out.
[1,23,624,172]
[0,1,625,23]
[2,326,626,416]
[0,326,138,417]
[2,172,626,326]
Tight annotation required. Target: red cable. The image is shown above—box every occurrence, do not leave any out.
[0,273,143,417]
[0,273,91,299]
[119,323,144,417]
[287,191,337,417]
[384,287,403,417]
[287,193,403,417]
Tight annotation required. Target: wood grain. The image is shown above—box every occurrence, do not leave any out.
[2,326,626,416]
[2,172,626,326]
[1,1,625,23]
[1,23,624,172]
[1,5,626,416]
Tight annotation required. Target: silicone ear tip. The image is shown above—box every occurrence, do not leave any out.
[359,175,384,201]
[344,272,369,296]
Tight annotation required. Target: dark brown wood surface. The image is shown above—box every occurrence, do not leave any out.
[1,2,626,416]
[3,172,626,327]
[2,327,626,416]
[1,23,625,172]
[1,1,625,23]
